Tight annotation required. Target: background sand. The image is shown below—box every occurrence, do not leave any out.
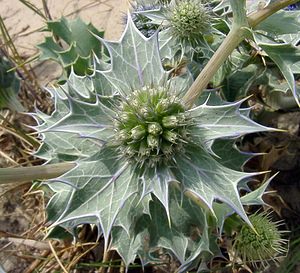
[1,0,129,57]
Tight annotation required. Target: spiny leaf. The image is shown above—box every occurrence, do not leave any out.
[95,15,167,95]
[0,56,23,111]
[259,43,300,106]
[49,148,138,249]
[189,99,273,146]
[211,139,254,171]
[172,145,255,225]
[30,13,276,270]
[111,188,210,272]
[34,84,114,162]
[256,10,300,36]
[214,177,273,233]
[37,17,104,75]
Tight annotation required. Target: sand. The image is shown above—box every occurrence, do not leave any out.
[0,0,129,56]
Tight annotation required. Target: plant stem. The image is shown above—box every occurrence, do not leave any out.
[183,26,246,108]
[248,0,299,27]
[183,0,299,108]
[0,163,75,184]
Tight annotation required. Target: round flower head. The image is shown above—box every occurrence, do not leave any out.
[167,0,211,43]
[233,211,288,267]
[112,86,191,167]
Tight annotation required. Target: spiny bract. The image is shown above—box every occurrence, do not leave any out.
[34,14,274,272]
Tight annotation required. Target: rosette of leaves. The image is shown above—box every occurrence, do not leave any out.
[33,16,276,271]
[0,55,23,111]
[37,17,104,77]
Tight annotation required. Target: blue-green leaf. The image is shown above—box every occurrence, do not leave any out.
[96,15,167,95]
[259,43,300,105]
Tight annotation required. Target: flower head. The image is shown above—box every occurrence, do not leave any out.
[168,0,211,42]
[113,86,190,167]
[233,211,287,266]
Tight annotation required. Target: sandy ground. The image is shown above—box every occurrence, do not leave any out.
[0,0,129,56]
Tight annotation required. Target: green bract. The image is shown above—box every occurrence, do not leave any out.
[34,15,274,271]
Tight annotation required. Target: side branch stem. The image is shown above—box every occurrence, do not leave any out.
[248,0,299,27]
[183,0,299,108]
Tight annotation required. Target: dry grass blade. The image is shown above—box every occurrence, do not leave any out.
[48,241,68,273]
[0,15,41,92]
[0,114,40,148]
[18,0,47,20]
[23,250,51,273]
[0,150,18,166]
[66,242,99,271]
[1,237,50,251]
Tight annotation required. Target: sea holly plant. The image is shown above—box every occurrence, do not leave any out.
[0,0,297,271]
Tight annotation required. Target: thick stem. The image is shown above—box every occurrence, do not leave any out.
[248,0,299,27]
[0,162,75,184]
[183,0,299,108]
[183,27,246,108]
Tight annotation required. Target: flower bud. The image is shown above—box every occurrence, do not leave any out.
[139,141,151,157]
[233,212,287,265]
[140,107,151,119]
[170,0,210,40]
[130,125,146,140]
[117,129,129,143]
[178,128,189,140]
[162,115,178,128]
[148,122,163,135]
[131,98,139,108]
[123,146,136,157]
[147,134,159,149]
[113,119,122,129]
[161,142,173,156]
[119,112,132,123]
[163,130,178,143]
[156,98,170,113]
